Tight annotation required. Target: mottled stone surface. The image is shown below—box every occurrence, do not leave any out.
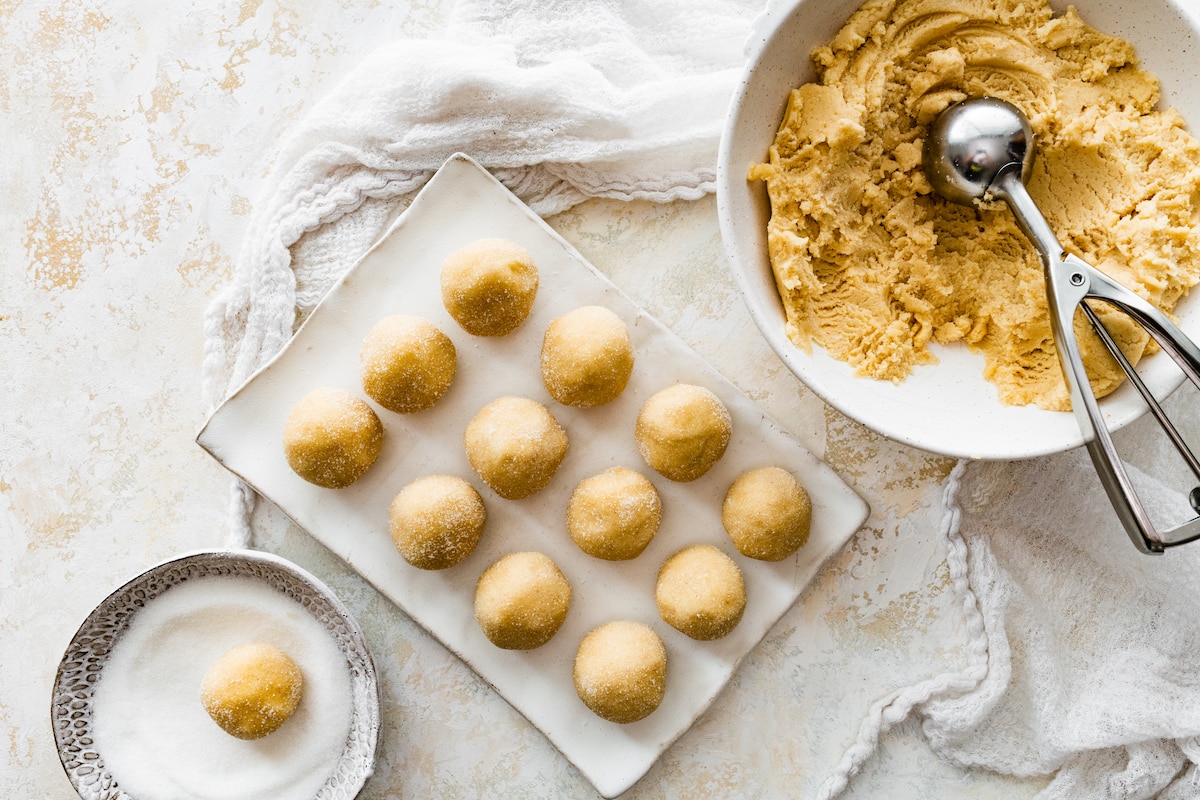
[1,1,1049,798]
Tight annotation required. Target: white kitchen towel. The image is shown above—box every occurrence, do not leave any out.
[820,389,1200,800]
[199,0,762,545]
[201,1,1200,798]
[928,407,1200,799]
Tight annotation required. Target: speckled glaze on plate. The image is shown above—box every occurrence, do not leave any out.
[51,549,380,800]
[196,154,870,798]
[718,0,1200,460]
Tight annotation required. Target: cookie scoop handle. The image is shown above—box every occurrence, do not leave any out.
[926,96,1200,553]
[995,166,1200,553]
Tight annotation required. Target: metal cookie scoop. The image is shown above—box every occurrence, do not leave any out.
[923,96,1200,553]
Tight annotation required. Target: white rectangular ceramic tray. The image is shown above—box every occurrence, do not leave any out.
[198,153,869,798]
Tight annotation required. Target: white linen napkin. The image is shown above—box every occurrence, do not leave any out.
[820,390,1200,799]
[929,403,1200,799]
[200,1,1200,798]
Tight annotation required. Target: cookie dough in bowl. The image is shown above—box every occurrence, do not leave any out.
[750,0,1200,411]
[57,550,378,800]
[718,0,1200,459]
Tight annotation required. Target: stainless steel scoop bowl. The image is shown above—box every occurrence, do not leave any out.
[924,96,1200,553]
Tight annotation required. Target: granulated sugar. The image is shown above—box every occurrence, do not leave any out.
[91,574,353,799]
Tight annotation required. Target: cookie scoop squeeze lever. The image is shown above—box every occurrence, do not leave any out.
[924,96,1200,553]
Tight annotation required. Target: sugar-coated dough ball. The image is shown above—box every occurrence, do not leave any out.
[635,384,731,482]
[440,238,539,336]
[283,387,383,488]
[655,544,745,641]
[464,396,568,499]
[567,467,661,560]
[474,552,572,650]
[200,643,303,740]
[573,621,666,724]
[540,306,634,407]
[389,475,486,570]
[360,315,456,413]
[722,467,812,561]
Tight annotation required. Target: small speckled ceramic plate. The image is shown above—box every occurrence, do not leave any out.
[52,548,380,800]
[197,153,869,798]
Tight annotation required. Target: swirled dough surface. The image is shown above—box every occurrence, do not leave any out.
[750,0,1200,409]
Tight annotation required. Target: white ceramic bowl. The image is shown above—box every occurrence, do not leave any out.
[717,0,1200,460]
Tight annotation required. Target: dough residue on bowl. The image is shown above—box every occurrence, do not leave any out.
[749,0,1200,410]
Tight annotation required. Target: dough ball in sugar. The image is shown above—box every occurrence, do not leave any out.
[464,396,568,500]
[200,642,303,740]
[440,238,539,336]
[573,621,666,724]
[635,383,731,482]
[540,305,634,407]
[655,544,745,641]
[474,552,572,650]
[567,467,662,560]
[283,387,383,488]
[360,315,456,413]
[390,475,486,570]
[722,467,812,561]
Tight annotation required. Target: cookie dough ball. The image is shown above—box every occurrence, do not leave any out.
[635,384,731,482]
[655,545,746,641]
[201,643,303,740]
[464,396,568,500]
[573,621,666,724]
[541,306,634,407]
[440,238,538,336]
[360,315,456,413]
[283,387,383,488]
[474,552,572,650]
[389,475,486,570]
[567,467,662,560]
[722,467,812,561]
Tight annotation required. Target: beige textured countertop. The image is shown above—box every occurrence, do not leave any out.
[2,2,1048,797]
